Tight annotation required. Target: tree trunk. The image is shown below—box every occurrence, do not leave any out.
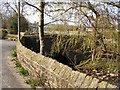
[18,0,20,40]
[39,0,45,55]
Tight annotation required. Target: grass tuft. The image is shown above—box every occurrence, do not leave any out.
[12,48,17,57]
[15,61,21,68]
[19,67,29,76]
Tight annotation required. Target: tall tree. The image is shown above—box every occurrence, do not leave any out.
[39,0,45,55]
[6,14,29,34]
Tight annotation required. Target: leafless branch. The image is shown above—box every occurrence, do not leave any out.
[25,1,41,12]
[5,2,18,14]
[44,20,59,26]
[105,2,120,8]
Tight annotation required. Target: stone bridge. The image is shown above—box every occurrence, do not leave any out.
[17,41,118,89]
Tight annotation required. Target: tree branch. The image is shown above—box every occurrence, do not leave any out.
[25,1,41,12]
[5,2,18,14]
[105,2,120,8]
[44,20,59,26]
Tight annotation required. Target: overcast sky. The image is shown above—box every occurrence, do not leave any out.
[0,0,119,25]
[0,0,52,23]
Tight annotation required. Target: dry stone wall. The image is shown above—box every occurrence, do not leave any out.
[17,41,118,89]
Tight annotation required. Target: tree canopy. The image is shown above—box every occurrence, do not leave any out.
[6,14,29,34]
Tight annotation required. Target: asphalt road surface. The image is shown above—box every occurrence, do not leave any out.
[1,40,31,89]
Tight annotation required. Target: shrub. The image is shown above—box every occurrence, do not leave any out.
[12,48,17,57]
[0,29,8,39]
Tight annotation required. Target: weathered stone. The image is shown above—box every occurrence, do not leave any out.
[62,67,72,80]
[88,78,99,88]
[35,66,41,74]
[37,55,45,61]
[21,62,32,73]
[106,83,118,89]
[65,71,76,85]
[80,76,93,88]
[31,61,40,71]
[60,78,68,88]
[72,71,80,82]
[46,73,58,88]
[21,56,36,72]
[25,50,34,59]
[50,60,60,71]
[54,63,64,74]
[40,57,50,68]
[98,81,108,89]
[75,73,86,87]
[59,65,72,78]
[48,58,55,68]
[58,67,67,78]
[65,83,73,88]
[33,55,40,61]
[53,62,62,71]
[38,58,45,65]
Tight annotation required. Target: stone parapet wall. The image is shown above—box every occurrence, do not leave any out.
[17,41,118,88]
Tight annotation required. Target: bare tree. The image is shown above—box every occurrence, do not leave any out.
[39,0,45,55]
[20,0,119,61]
